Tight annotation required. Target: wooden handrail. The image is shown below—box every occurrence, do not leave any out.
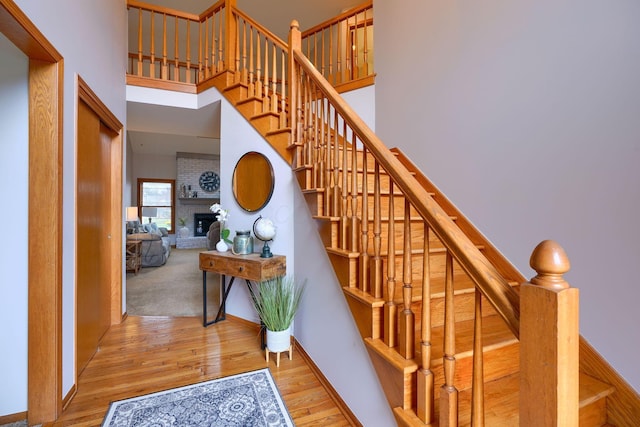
[231,7,288,51]
[199,0,225,20]
[127,0,200,21]
[291,48,521,337]
[301,0,373,37]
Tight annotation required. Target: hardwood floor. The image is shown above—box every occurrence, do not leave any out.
[51,315,356,426]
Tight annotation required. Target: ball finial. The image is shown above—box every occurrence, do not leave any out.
[529,240,571,290]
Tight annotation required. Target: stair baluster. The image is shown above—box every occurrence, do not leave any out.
[417,224,434,423]
[173,16,179,82]
[384,181,397,348]
[150,10,156,79]
[360,147,369,293]
[398,199,415,359]
[372,162,383,299]
[471,291,485,426]
[350,136,359,252]
[441,251,458,426]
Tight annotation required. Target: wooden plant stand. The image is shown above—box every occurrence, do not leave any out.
[265,344,292,367]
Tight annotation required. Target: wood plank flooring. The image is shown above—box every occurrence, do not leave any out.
[51,315,355,426]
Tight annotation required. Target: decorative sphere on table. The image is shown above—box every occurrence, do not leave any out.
[253,216,276,258]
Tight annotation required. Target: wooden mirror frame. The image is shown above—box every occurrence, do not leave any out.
[232,151,275,212]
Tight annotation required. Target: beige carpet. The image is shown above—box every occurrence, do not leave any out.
[126,248,221,317]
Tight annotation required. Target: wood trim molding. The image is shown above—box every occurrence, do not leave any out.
[0,412,28,425]
[293,338,363,427]
[77,76,122,132]
[28,59,63,424]
[126,74,197,94]
[1,3,65,423]
[61,384,77,411]
[0,0,62,62]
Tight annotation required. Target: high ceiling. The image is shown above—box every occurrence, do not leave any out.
[127,0,363,155]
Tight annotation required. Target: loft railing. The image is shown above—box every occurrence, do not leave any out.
[288,21,579,426]
[126,0,374,94]
[300,0,374,90]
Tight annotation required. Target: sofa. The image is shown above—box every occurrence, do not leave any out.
[128,224,171,267]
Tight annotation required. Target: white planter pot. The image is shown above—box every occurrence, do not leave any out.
[266,328,291,353]
[178,226,189,238]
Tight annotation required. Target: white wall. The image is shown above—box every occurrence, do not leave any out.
[0,33,29,417]
[293,85,394,426]
[219,97,296,324]
[12,0,128,408]
[375,0,640,390]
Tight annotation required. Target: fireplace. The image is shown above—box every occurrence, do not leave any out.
[194,213,218,237]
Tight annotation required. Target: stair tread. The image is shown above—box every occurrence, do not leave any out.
[428,315,518,363]
[364,337,418,374]
[394,371,614,426]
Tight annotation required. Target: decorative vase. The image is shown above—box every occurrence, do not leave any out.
[178,226,189,238]
[216,239,229,252]
[266,328,291,353]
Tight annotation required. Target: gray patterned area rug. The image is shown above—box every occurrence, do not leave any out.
[102,368,294,426]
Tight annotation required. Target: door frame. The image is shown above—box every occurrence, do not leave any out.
[0,1,123,424]
[0,0,63,423]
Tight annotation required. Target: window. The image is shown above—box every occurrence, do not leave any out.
[137,178,175,232]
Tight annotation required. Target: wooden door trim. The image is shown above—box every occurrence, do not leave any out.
[0,0,64,424]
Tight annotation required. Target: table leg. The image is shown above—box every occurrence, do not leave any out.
[204,273,236,327]
[244,280,266,349]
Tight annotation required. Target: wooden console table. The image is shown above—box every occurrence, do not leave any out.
[126,240,142,275]
[199,251,286,329]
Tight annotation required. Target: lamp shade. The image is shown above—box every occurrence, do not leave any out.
[141,207,158,218]
[126,206,139,222]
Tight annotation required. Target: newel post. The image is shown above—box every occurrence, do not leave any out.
[224,0,237,73]
[520,240,579,426]
[288,20,301,167]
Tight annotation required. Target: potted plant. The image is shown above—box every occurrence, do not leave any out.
[250,275,305,353]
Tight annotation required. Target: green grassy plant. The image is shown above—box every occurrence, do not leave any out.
[250,276,305,332]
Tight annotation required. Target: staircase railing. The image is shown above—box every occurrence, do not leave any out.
[127,0,374,97]
[301,0,374,90]
[288,20,579,426]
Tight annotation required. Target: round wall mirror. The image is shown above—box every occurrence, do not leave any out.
[232,151,274,212]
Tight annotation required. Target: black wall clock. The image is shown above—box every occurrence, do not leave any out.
[199,171,220,192]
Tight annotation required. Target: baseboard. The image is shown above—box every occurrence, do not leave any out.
[0,411,27,424]
[62,384,77,411]
[293,338,363,427]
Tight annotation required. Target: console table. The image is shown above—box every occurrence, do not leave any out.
[126,240,142,275]
[199,251,286,330]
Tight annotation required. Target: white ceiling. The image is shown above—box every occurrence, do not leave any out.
[127,0,362,155]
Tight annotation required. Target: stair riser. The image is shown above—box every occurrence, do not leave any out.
[311,145,380,171]
[327,251,358,288]
[364,341,415,410]
[362,220,440,253]
[303,191,324,217]
[236,97,263,117]
[343,290,382,340]
[316,217,339,248]
[223,82,248,104]
[379,252,469,294]
[251,112,280,135]
[317,168,393,194]
[430,341,520,392]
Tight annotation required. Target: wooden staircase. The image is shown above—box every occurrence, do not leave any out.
[125,1,640,424]
[174,24,630,427]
